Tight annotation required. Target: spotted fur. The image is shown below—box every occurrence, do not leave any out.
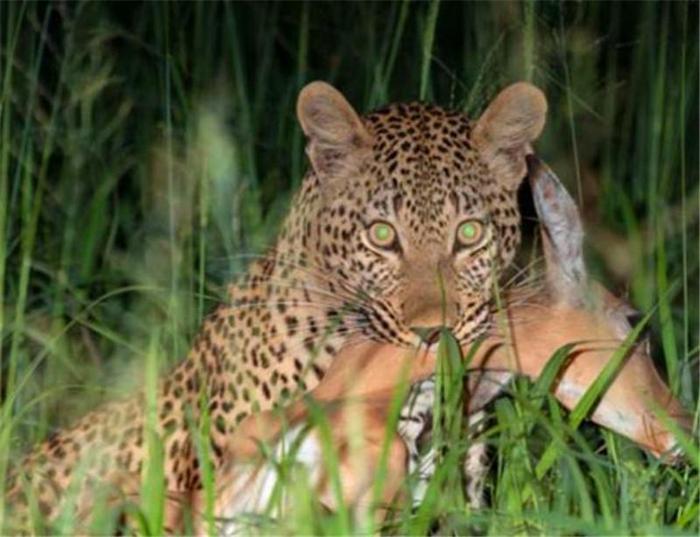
[6,81,546,528]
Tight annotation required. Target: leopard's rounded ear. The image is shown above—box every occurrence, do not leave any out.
[473,82,547,189]
[297,81,372,177]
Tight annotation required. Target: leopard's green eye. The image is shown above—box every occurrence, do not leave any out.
[456,220,484,247]
[368,221,397,248]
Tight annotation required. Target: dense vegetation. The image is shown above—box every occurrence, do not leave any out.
[0,1,697,534]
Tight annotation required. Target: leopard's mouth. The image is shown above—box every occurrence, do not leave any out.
[410,326,443,346]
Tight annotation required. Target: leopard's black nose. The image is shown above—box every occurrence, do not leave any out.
[410,326,443,345]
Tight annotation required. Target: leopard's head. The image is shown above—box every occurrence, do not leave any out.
[280,82,546,349]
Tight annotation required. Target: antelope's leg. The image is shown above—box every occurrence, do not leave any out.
[397,377,436,508]
[463,410,488,509]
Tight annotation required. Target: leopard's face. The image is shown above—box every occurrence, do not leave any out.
[312,104,518,347]
[291,84,546,350]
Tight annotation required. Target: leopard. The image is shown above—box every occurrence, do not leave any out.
[5,80,546,530]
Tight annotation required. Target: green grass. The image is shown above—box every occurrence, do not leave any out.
[0,1,698,534]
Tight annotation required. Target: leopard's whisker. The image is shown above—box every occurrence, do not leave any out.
[229,253,378,304]
[501,255,545,291]
[233,276,373,309]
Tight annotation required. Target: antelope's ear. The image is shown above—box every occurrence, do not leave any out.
[297,81,372,177]
[473,82,547,189]
[527,155,587,306]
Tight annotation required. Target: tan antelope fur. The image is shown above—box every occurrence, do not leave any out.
[204,157,692,534]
